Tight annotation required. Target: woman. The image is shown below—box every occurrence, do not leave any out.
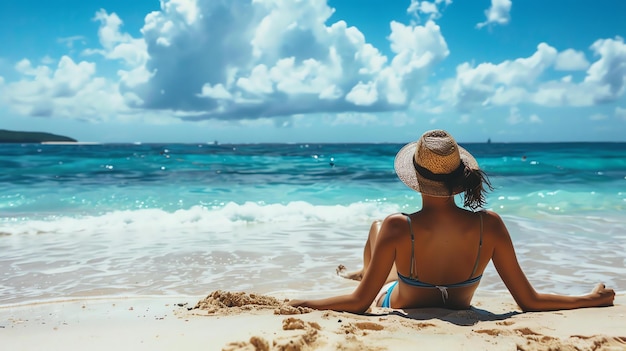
[289,129,615,313]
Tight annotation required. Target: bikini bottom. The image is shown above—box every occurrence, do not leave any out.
[374,281,398,308]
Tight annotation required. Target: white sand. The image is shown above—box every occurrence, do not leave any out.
[1,292,625,351]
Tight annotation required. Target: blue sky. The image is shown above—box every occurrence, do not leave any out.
[1,0,625,143]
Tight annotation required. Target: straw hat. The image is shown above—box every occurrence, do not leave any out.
[394,130,479,196]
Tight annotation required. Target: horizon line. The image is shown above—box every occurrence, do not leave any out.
[12,140,626,145]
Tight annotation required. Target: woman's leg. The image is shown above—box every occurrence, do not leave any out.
[338,220,397,283]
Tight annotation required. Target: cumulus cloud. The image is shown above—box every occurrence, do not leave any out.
[585,36,626,103]
[0,56,126,120]
[2,0,624,128]
[476,0,512,29]
[1,0,450,123]
[407,0,452,21]
[450,43,557,110]
[555,49,589,71]
[87,10,149,67]
[447,37,626,110]
[87,10,152,88]
[0,10,155,121]
[119,0,449,120]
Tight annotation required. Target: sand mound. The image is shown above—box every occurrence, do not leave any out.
[223,317,321,351]
[192,290,313,315]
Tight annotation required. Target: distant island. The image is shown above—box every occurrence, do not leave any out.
[0,129,77,143]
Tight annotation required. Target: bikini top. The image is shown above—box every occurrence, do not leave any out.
[396,212,483,302]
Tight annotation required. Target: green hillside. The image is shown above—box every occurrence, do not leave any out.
[0,129,77,143]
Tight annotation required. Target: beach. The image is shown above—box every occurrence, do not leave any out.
[2,291,625,350]
[1,142,625,350]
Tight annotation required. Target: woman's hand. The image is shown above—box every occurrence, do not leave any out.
[589,283,615,307]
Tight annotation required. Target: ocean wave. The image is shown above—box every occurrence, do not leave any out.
[0,201,400,236]
[2,191,625,237]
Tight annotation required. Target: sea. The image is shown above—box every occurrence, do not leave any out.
[1,142,625,306]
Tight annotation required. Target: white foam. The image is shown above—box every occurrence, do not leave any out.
[1,202,624,305]
[0,201,399,236]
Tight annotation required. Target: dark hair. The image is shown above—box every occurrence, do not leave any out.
[459,166,493,210]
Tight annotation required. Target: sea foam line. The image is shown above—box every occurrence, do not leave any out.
[0,201,400,236]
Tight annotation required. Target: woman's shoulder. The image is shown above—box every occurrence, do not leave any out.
[478,209,504,222]
[378,213,412,237]
[382,212,411,225]
[477,209,510,239]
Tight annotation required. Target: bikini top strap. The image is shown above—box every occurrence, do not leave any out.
[469,211,484,278]
[402,213,416,279]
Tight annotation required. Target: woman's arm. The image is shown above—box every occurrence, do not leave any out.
[489,211,615,312]
[289,216,401,313]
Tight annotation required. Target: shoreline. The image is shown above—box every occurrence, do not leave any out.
[2,291,624,351]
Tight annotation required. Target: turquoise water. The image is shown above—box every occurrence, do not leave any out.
[1,142,625,304]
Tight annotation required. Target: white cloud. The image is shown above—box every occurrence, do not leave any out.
[408,1,438,17]
[530,80,594,106]
[162,0,200,25]
[4,0,623,131]
[387,20,448,103]
[389,20,449,64]
[86,10,152,88]
[407,0,452,21]
[1,0,449,123]
[446,37,626,110]
[271,57,335,95]
[319,85,343,100]
[199,83,233,100]
[585,36,626,103]
[0,56,127,120]
[555,49,589,71]
[533,37,626,106]
[346,81,378,106]
[121,0,449,120]
[89,10,148,67]
[476,0,512,29]
[450,43,556,110]
[237,64,274,95]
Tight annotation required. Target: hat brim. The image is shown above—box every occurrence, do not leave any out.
[394,142,479,197]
